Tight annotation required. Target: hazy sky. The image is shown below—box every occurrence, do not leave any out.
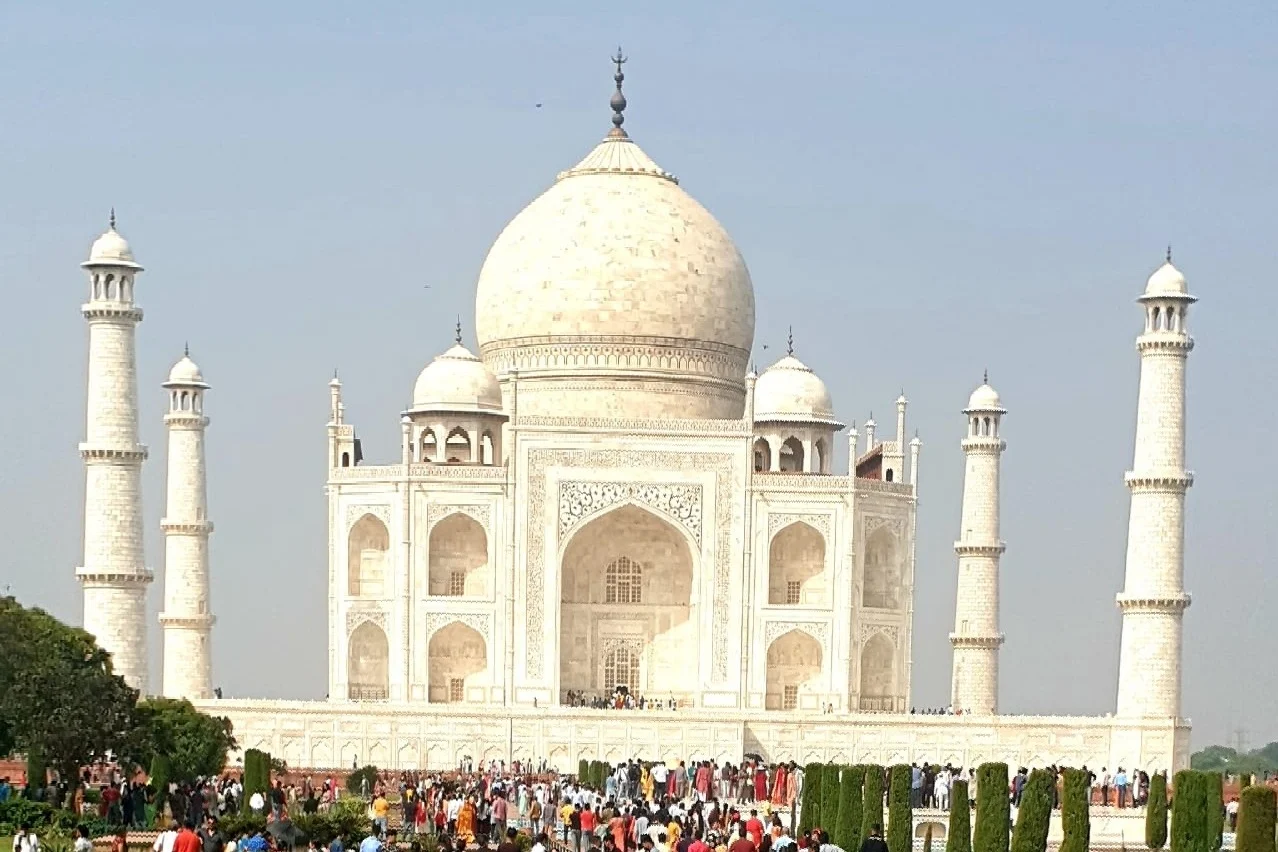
[1,1,1274,750]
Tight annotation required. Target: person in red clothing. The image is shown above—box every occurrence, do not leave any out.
[173,821,201,852]
[728,822,756,852]
[580,804,598,841]
[744,811,764,847]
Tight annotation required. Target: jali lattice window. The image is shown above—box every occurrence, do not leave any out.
[604,646,641,692]
[786,580,801,605]
[449,571,465,596]
[449,678,464,702]
[783,684,799,710]
[604,556,642,604]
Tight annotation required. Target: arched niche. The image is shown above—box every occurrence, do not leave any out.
[859,633,895,710]
[753,437,771,472]
[765,629,823,711]
[559,504,696,700]
[348,514,389,597]
[428,513,488,596]
[779,437,805,472]
[768,522,826,606]
[862,526,901,609]
[347,621,389,700]
[427,622,487,703]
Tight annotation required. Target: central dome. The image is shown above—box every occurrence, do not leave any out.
[474,78,755,420]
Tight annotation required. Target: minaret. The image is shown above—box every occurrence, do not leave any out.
[159,349,215,699]
[950,375,1006,715]
[1115,253,1195,719]
[77,212,152,693]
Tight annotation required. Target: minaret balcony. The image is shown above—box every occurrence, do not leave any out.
[163,413,210,427]
[948,633,1005,649]
[959,438,1006,453]
[81,303,143,322]
[161,519,214,534]
[79,444,148,462]
[1115,593,1191,613]
[1124,472,1194,491]
[158,612,216,628]
[953,541,1006,556]
[75,566,154,584]
[1135,335,1194,354]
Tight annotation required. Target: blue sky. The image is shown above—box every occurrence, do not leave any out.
[1,1,1274,749]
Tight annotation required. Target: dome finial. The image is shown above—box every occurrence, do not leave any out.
[109,207,117,231]
[1166,244,1173,263]
[786,325,794,356]
[983,368,989,384]
[609,47,628,138]
[455,316,463,345]
[184,341,190,357]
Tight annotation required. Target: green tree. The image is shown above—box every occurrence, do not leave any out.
[800,763,824,835]
[1235,785,1276,852]
[821,765,843,832]
[345,763,377,798]
[1204,772,1224,852]
[973,764,1010,852]
[0,597,139,796]
[861,766,885,848]
[887,765,913,852]
[1010,769,1052,852]
[133,698,236,784]
[1171,770,1208,852]
[1060,769,1090,852]
[836,765,866,852]
[150,753,173,821]
[947,780,972,852]
[924,825,934,852]
[1146,772,1169,850]
[578,760,589,782]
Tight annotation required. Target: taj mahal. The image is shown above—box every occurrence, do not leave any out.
[73,56,1196,774]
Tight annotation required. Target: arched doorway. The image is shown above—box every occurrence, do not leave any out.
[559,504,696,702]
[428,514,488,596]
[428,622,487,703]
[859,633,895,711]
[863,527,900,609]
[347,621,389,700]
[765,630,823,711]
[348,514,389,597]
[768,522,826,605]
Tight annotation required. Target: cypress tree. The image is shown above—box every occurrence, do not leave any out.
[149,753,173,822]
[887,765,914,852]
[837,765,867,852]
[946,780,972,852]
[579,759,589,782]
[1204,772,1224,852]
[1171,770,1207,852]
[822,765,844,833]
[800,763,824,835]
[25,748,46,797]
[1235,785,1276,852]
[1060,769,1091,852]
[1010,769,1052,852]
[972,763,1010,852]
[924,825,934,852]
[1146,772,1169,850]
[861,765,885,848]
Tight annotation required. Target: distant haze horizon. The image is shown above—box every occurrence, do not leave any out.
[1,2,1274,750]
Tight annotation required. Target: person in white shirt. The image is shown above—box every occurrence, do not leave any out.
[13,824,40,852]
[153,823,179,852]
[73,827,92,852]
[935,770,951,811]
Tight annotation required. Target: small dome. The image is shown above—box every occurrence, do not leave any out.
[965,383,1004,412]
[1144,261,1188,297]
[411,344,503,414]
[83,225,142,269]
[753,355,842,427]
[163,354,208,387]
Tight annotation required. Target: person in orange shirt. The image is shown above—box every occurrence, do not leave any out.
[172,821,202,852]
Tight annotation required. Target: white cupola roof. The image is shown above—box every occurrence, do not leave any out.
[410,335,504,415]
[163,350,208,388]
[1141,251,1196,301]
[82,210,142,269]
[965,375,1005,413]
[753,352,843,428]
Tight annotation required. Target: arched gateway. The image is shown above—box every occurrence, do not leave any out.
[558,504,697,703]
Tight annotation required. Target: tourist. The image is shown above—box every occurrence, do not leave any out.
[73,826,92,852]
[1100,768,1111,807]
[174,821,202,852]
[857,826,887,852]
[1226,797,1239,831]
[457,796,478,846]
[493,789,510,838]
[199,816,225,852]
[532,834,550,852]
[111,829,128,852]
[358,825,382,852]
[154,822,181,852]
[372,793,390,838]
[1114,768,1129,808]
[727,823,754,852]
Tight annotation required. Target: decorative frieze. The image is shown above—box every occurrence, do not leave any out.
[346,610,388,636]
[767,513,831,541]
[864,515,905,539]
[763,620,828,648]
[427,503,492,530]
[346,504,391,529]
[425,613,491,641]
[858,623,899,644]
[559,481,703,547]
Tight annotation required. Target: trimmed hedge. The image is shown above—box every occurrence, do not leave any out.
[946,780,972,852]
[1010,769,1052,852]
[836,765,866,852]
[1235,785,1276,852]
[973,763,1010,852]
[1146,772,1169,850]
[822,765,844,833]
[800,763,824,835]
[1060,768,1091,852]
[579,759,589,782]
[242,748,271,812]
[861,765,885,847]
[1204,772,1224,852]
[887,765,913,852]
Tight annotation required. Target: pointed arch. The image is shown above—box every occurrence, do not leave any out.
[428,513,488,596]
[753,437,771,472]
[348,514,390,597]
[768,521,826,606]
[862,526,900,609]
[859,632,896,710]
[419,428,438,463]
[779,437,804,472]
[427,621,487,703]
[445,427,470,463]
[765,629,823,711]
[347,621,389,700]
